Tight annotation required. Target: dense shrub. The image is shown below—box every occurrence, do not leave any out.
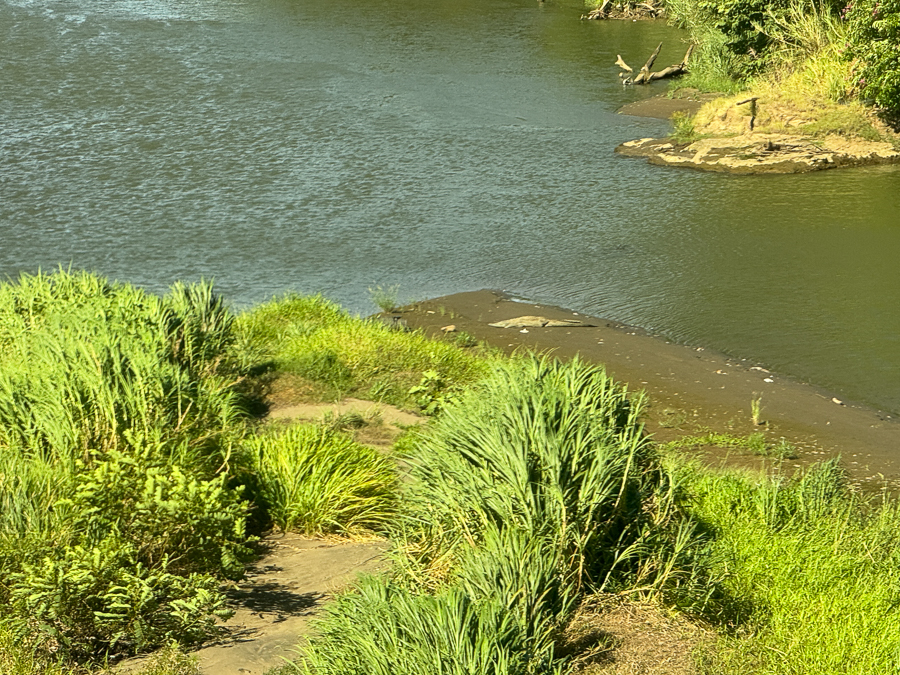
[846,0,900,117]
[0,271,250,664]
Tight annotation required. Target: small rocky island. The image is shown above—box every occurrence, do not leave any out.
[617,133,900,174]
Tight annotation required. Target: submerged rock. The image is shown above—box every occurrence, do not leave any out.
[616,134,900,174]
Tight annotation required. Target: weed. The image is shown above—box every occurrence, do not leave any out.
[750,393,764,426]
[368,284,401,314]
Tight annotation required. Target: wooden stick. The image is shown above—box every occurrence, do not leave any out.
[615,55,634,73]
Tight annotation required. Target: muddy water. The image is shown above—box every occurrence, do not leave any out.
[2,0,900,415]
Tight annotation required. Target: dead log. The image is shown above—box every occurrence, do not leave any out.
[615,55,633,73]
[632,42,662,85]
[618,44,693,85]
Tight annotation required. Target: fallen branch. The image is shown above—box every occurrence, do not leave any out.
[617,44,693,85]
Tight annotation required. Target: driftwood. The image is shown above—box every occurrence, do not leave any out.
[616,43,693,85]
[581,0,662,20]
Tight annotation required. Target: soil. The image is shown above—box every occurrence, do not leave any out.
[617,91,719,121]
[562,596,712,674]
[402,289,900,489]
[192,535,389,675]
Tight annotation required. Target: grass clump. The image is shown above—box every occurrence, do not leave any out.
[295,355,702,674]
[244,423,398,536]
[236,294,489,410]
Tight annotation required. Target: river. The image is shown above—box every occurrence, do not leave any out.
[3,0,900,415]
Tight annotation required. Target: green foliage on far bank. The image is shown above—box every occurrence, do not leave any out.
[661,0,900,124]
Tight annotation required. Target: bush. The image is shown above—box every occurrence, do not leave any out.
[295,355,700,674]
[847,0,900,117]
[301,572,567,675]
[245,423,398,535]
[0,271,251,665]
[402,355,662,591]
[6,538,231,659]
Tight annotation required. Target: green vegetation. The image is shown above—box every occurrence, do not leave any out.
[0,271,250,663]
[4,270,900,674]
[660,430,799,458]
[235,294,489,408]
[660,0,900,132]
[679,459,900,673]
[299,357,698,675]
[245,423,397,535]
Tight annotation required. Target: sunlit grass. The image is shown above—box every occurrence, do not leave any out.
[236,294,490,409]
[245,423,398,536]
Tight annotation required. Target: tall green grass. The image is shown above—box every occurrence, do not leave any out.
[297,356,700,674]
[244,423,398,536]
[676,458,900,673]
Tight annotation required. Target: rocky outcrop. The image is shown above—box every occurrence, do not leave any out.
[616,133,900,174]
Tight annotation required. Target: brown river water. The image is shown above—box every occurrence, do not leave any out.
[3,0,900,416]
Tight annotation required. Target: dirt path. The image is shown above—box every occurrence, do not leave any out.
[194,534,388,675]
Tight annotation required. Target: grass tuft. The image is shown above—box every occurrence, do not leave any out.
[244,423,398,536]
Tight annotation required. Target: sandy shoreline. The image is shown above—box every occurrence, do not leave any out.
[403,290,900,488]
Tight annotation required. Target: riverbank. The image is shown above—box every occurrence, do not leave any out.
[616,92,900,173]
[400,289,900,488]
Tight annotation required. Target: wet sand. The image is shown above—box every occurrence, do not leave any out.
[403,290,900,487]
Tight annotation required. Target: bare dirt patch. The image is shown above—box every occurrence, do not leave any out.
[267,397,423,449]
[618,91,719,120]
[563,596,711,674]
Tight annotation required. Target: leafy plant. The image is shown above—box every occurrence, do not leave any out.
[368,284,401,314]
[846,0,900,118]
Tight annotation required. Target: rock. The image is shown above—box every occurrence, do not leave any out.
[441,324,456,332]
[615,133,900,174]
